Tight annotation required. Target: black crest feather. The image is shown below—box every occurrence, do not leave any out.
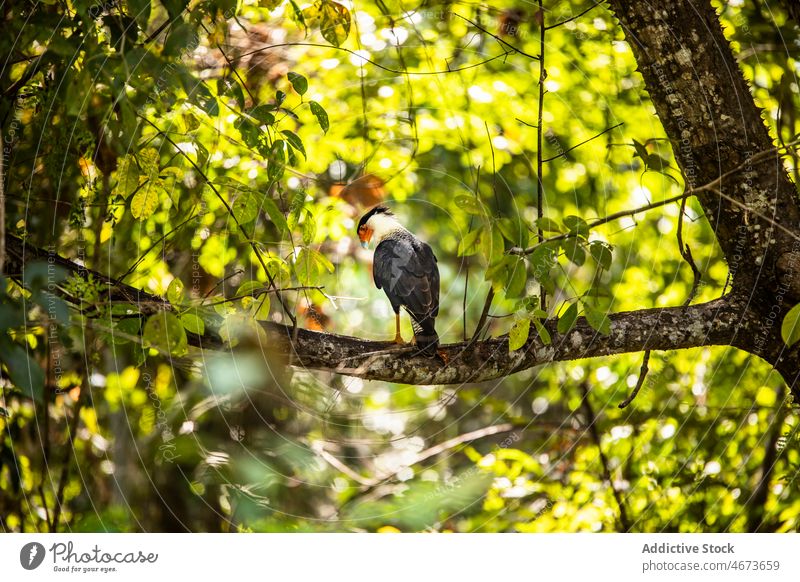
[357,205,393,230]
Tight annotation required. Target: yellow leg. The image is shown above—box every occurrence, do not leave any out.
[393,312,405,344]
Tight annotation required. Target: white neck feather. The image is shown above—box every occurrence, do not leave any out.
[368,213,407,243]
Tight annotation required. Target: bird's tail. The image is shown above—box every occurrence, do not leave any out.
[411,315,439,357]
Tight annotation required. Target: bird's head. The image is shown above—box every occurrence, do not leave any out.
[357,205,395,248]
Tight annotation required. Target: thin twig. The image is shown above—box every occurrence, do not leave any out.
[541,122,623,162]
[618,350,651,409]
[454,13,540,61]
[580,381,632,531]
[536,0,547,311]
[676,193,702,305]
[545,2,603,30]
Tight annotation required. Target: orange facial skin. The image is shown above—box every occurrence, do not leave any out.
[357,224,373,248]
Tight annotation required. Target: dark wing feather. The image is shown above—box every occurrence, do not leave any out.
[373,237,439,322]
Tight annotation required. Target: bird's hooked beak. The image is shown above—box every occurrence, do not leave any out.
[358,225,373,249]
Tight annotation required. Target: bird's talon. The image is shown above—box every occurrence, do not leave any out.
[437,349,450,365]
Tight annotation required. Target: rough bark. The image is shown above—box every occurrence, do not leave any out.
[605,0,800,393]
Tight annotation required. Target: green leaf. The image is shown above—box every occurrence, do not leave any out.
[584,304,611,335]
[130,182,161,220]
[233,190,260,224]
[532,318,551,345]
[557,302,579,334]
[167,278,185,305]
[295,248,333,284]
[536,217,561,233]
[457,226,482,257]
[143,312,188,355]
[781,303,800,347]
[505,257,528,298]
[508,316,531,352]
[0,335,44,402]
[646,153,671,171]
[562,238,586,266]
[589,241,613,270]
[498,217,529,248]
[179,311,205,336]
[251,294,271,321]
[127,0,152,30]
[163,22,195,57]
[481,222,505,266]
[632,138,648,160]
[287,71,308,95]
[268,140,286,181]
[249,104,276,125]
[113,155,141,198]
[309,101,329,133]
[530,243,557,283]
[563,215,590,238]
[281,129,307,159]
[161,0,189,19]
[455,195,484,215]
[302,210,317,245]
[263,198,289,235]
[317,0,351,47]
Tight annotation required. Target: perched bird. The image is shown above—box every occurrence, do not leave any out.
[357,206,440,357]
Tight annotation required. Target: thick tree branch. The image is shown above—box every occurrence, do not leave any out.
[6,234,756,386]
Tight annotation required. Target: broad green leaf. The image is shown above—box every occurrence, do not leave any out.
[113,155,141,198]
[130,182,161,220]
[252,294,271,321]
[457,226,482,257]
[505,257,528,298]
[179,312,205,336]
[584,304,611,335]
[317,0,351,47]
[557,302,579,334]
[530,243,557,283]
[781,303,800,347]
[167,278,185,305]
[536,216,561,233]
[287,72,308,95]
[509,316,531,352]
[532,318,552,345]
[233,190,259,224]
[590,241,613,270]
[302,210,317,245]
[0,335,44,402]
[282,130,306,160]
[562,238,586,267]
[268,140,286,181]
[455,195,484,215]
[263,198,289,235]
[309,101,329,133]
[163,22,195,57]
[498,217,529,248]
[481,222,505,266]
[143,312,188,355]
[563,215,590,238]
[632,138,648,160]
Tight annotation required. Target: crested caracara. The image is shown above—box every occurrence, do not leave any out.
[357,206,440,357]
